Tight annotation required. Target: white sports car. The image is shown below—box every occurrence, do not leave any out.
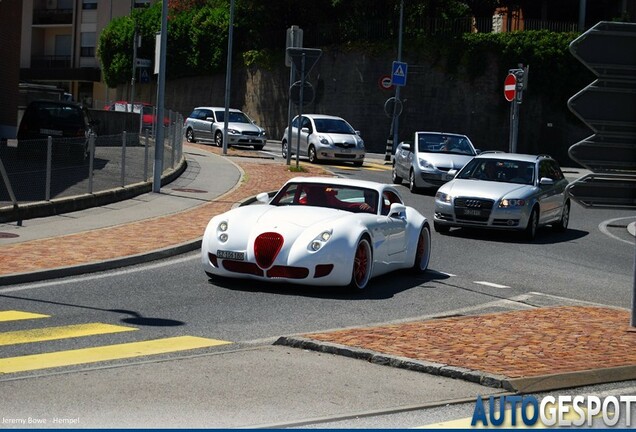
[201,177,431,290]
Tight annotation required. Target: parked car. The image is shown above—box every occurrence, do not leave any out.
[392,131,480,192]
[103,101,168,131]
[281,114,365,166]
[201,177,431,290]
[184,107,267,149]
[433,153,571,240]
[17,100,97,161]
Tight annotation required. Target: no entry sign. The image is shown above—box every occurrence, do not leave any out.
[504,73,517,102]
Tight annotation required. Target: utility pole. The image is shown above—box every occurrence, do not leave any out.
[222,0,235,155]
[391,0,404,155]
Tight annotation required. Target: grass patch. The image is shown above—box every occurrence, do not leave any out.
[288,165,308,173]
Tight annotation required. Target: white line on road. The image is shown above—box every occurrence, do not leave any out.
[473,281,510,289]
[599,216,636,246]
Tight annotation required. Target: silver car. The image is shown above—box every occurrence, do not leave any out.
[281,114,365,166]
[433,153,571,240]
[392,131,479,192]
[184,106,267,149]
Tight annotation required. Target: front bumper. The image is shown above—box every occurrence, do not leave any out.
[434,198,531,230]
[228,134,266,145]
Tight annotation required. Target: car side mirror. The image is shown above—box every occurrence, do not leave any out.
[539,177,554,186]
[447,169,458,178]
[400,143,411,152]
[355,130,361,136]
[388,203,406,219]
[205,117,214,121]
[301,127,310,133]
[256,192,270,203]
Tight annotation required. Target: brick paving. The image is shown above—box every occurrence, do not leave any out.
[303,306,636,379]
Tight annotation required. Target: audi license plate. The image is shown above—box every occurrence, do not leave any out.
[461,209,482,217]
[217,250,245,260]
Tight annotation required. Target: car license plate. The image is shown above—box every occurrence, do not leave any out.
[461,209,481,217]
[340,148,352,153]
[217,250,245,260]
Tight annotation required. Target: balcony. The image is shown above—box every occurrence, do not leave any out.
[32,8,73,25]
[31,55,71,69]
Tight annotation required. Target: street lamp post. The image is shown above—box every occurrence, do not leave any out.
[222,0,235,155]
[390,0,404,154]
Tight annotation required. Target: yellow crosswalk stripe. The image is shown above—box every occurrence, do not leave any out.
[0,323,137,346]
[0,336,232,374]
[0,311,50,322]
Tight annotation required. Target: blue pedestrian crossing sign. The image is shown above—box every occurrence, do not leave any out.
[391,61,408,86]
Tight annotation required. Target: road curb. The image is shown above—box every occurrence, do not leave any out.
[274,336,636,394]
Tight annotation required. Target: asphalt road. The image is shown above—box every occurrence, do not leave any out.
[1,144,635,428]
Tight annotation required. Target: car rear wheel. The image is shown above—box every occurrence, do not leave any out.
[308,145,319,164]
[281,141,288,158]
[411,224,431,273]
[392,164,403,184]
[215,131,223,147]
[524,207,539,241]
[553,200,570,232]
[185,128,196,143]
[349,237,372,290]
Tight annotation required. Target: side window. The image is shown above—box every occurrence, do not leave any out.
[549,161,564,180]
[291,116,299,128]
[538,161,552,180]
[301,117,312,132]
[381,191,402,215]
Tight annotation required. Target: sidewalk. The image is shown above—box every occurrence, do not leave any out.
[1,142,635,394]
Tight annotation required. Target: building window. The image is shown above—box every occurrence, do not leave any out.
[82,0,98,10]
[80,32,96,57]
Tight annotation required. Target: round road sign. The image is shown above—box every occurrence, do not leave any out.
[504,73,517,102]
[379,75,393,90]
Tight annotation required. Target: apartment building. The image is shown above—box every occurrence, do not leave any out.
[19,0,150,108]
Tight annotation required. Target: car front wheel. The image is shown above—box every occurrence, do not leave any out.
[185,128,196,143]
[349,237,372,290]
[308,145,318,164]
[215,131,223,147]
[282,141,288,158]
[392,164,403,184]
[409,170,419,193]
[524,207,539,241]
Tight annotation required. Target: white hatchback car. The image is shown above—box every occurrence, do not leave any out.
[281,114,365,166]
[184,107,267,149]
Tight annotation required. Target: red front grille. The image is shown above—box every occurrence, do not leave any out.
[254,232,284,269]
[222,260,263,276]
[267,266,309,279]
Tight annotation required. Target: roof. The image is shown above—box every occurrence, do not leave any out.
[298,114,346,121]
[415,131,469,138]
[284,176,395,193]
[194,107,242,112]
[475,152,554,162]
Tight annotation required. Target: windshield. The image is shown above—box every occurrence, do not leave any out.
[215,111,250,123]
[457,158,535,185]
[270,182,378,214]
[416,133,475,156]
[313,119,355,134]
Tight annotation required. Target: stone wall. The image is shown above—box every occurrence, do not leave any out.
[133,47,590,166]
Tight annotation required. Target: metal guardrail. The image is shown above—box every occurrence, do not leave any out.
[0,111,185,221]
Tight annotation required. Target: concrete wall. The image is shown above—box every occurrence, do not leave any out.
[130,47,590,166]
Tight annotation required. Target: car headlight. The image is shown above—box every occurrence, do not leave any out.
[227,129,240,135]
[310,230,332,251]
[435,191,452,204]
[358,138,365,148]
[318,135,330,145]
[259,129,266,137]
[418,158,434,170]
[499,199,526,208]
[217,221,229,242]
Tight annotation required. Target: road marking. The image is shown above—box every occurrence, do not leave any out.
[599,216,636,246]
[0,323,137,346]
[0,310,50,322]
[0,336,232,374]
[474,281,511,289]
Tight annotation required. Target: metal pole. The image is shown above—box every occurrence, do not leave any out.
[121,131,127,187]
[152,0,168,193]
[295,54,306,169]
[286,63,296,165]
[143,128,149,181]
[578,0,587,32]
[391,0,404,154]
[222,0,235,155]
[131,29,138,113]
[45,137,52,201]
[511,100,520,153]
[631,241,636,327]
[88,133,95,193]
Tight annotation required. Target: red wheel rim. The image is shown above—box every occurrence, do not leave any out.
[354,242,369,285]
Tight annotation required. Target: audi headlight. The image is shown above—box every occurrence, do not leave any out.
[499,199,526,208]
[419,158,434,170]
[435,191,452,204]
[310,230,332,252]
